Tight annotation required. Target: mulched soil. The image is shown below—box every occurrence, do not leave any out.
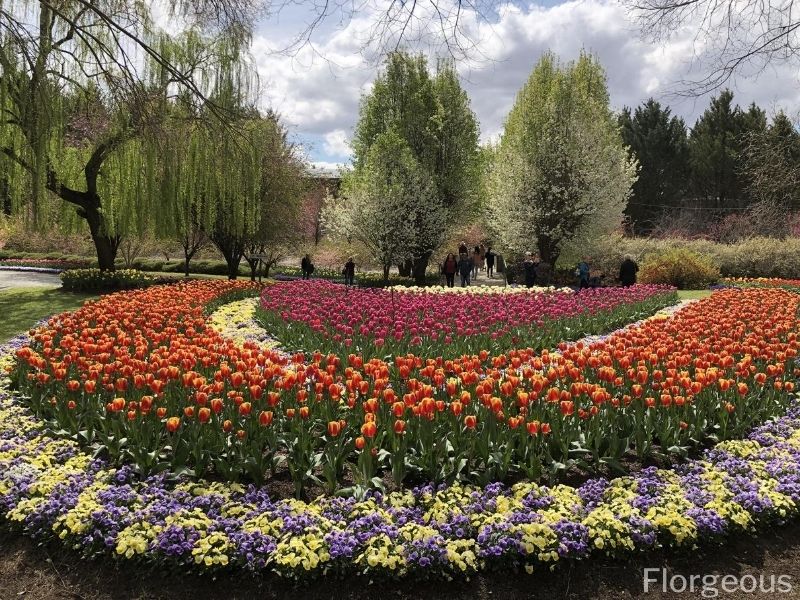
[3,522,800,600]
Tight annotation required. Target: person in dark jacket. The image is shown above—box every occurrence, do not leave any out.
[442,253,458,288]
[458,241,468,255]
[619,255,639,287]
[523,252,538,288]
[301,254,313,280]
[343,257,356,286]
[576,257,591,290]
[457,253,473,287]
[485,247,496,279]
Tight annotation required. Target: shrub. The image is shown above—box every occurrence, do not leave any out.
[639,248,720,289]
[60,269,157,292]
[569,234,800,280]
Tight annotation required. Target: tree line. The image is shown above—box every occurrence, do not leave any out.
[619,92,800,236]
[2,1,797,279]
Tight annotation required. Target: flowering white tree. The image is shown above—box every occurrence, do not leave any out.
[323,130,445,281]
[485,52,637,266]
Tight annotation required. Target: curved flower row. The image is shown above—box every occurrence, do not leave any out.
[2,339,800,578]
[385,285,572,295]
[258,280,677,359]
[724,278,800,291]
[11,282,800,495]
[208,297,282,353]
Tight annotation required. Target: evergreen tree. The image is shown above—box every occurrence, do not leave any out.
[619,99,690,234]
[742,111,800,211]
[688,90,766,211]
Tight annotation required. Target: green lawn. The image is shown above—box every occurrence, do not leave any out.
[0,287,96,342]
[677,289,714,301]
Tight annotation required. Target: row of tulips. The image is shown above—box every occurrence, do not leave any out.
[9,281,800,497]
[4,340,800,579]
[724,277,800,292]
[256,280,677,360]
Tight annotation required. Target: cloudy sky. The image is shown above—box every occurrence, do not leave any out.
[248,0,800,169]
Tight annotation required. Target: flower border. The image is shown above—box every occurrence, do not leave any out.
[2,322,800,580]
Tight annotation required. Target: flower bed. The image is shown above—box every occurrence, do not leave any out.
[60,268,157,292]
[208,297,283,353]
[2,341,800,578]
[724,277,800,292]
[257,280,677,359]
[0,257,92,271]
[10,282,798,499]
[385,285,570,294]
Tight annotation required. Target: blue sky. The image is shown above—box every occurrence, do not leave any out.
[246,0,800,168]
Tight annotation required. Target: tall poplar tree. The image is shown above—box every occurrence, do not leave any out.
[486,52,636,266]
[351,52,480,283]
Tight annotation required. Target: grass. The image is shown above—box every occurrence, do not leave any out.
[0,287,96,343]
[676,289,714,301]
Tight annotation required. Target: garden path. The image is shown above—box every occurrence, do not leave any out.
[0,270,61,291]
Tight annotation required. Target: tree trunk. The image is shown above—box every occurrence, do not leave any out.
[0,178,10,216]
[83,202,119,271]
[247,258,259,282]
[537,236,560,271]
[398,260,412,277]
[412,252,431,285]
[183,249,193,277]
[221,250,241,280]
[383,264,390,282]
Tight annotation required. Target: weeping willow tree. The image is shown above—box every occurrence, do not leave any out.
[0,1,258,270]
[241,113,308,280]
[163,95,306,280]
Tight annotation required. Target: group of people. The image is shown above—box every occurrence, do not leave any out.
[574,255,639,289]
[301,254,356,286]
[441,242,497,287]
[299,248,639,290]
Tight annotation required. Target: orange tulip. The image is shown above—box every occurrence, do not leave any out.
[259,410,274,426]
[361,421,377,438]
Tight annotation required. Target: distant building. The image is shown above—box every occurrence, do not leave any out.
[302,165,345,245]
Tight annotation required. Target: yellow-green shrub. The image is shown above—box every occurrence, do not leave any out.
[639,248,720,289]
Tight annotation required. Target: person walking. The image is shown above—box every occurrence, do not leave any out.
[442,253,458,288]
[457,252,473,287]
[485,246,496,279]
[576,257,591,290]
[523,252,538,288]
[301,254,314,280]
[619,255,639,287]
[343,257,356,287]
[472,245,483,280]
[458,240,468,256]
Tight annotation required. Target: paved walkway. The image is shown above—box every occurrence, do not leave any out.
[0,270,61,291]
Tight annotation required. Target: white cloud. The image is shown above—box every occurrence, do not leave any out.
[249,0,800,162]
[323,130,352,157]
